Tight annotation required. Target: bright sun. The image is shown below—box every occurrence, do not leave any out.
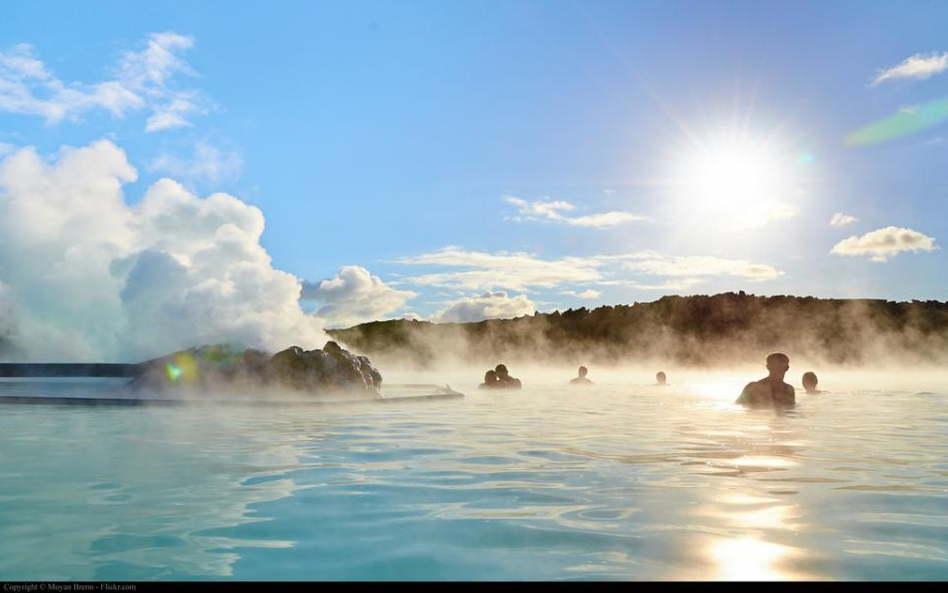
[667,130,803,232]
[687,140,785,205]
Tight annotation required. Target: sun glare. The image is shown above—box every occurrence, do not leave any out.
[666,130,802,232]
[687,141,785,206]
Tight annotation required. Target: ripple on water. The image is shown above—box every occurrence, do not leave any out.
[0,380,946,580]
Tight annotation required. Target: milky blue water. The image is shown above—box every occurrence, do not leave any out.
[1,373,947,581]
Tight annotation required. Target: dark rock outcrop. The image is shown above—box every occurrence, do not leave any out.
[129,341,382,397]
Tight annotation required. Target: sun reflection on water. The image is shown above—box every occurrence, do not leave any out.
[707,536,800,581]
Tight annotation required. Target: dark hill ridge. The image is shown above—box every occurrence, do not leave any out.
[327,292,948,368]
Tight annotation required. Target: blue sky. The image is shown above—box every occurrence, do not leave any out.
[1,0,946,347]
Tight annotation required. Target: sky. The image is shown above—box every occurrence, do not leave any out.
[1,0,946,360]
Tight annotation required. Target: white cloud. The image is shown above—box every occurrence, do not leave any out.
[831,226,938,262]
[431,291,535,323]
[0,140,326,361]
[395,246,784,293]
[872,52,948,86]
[631,278,704,291]
[723,200,798,231]
[606,251,784,280]
[569,211,649,227]
[563,289,601,299]
[0,32,208,132]
[301,265,416,329]
[505,196,648,228]
[0,279,16,354]
[829,212,857,227]
[150,141,243,188]
[395,246,602,291]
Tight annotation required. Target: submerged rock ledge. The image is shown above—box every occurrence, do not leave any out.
[130,341,383,397]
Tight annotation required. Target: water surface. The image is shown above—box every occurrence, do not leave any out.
[1,373,946,580]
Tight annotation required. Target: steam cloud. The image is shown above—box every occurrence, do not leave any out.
[0,140,327,362]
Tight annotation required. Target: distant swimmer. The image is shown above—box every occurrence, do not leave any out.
[495,364,522,389]
[736,352,796,409]
[802,371,821,394]
[479,370,502,389]
[655,371,667,385]
[569,366,593,386]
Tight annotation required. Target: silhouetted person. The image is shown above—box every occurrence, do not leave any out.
[479,370,502,389]
[802,371,820,394]
[736,352,796,409]
[495,364,522,389]
[656,371,667,385]
[569,366,593,386]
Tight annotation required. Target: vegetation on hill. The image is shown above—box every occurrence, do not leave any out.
[328,292,948,368]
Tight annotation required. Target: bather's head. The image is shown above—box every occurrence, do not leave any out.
[765,352,790,379]
[802,371,819,393]
[577,366,588,378]
[495,364,510,379]
[656,371,666,385]
[484,370,498,384]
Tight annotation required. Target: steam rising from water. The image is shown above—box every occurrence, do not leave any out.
[333,294,948,373]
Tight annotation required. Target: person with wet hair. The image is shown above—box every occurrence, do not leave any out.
[655,371,667,385]
[494,364,522,389]
[736,352,795,408]
[569,366,593,386]
[802,371,820,394]
[479,370,502,389]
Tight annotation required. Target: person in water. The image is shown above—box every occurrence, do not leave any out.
[655,371,667,385]
[479,370,502,389]
[802,371,820,394]
[495,364,522,389]
[569,366,593,386]
[736,352,796,408]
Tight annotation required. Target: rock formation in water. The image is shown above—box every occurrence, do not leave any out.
[129,341,383,396]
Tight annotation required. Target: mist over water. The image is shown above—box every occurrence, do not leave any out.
[2,371,946,580]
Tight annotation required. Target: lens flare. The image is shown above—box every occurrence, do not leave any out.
[163,352,199,385]
[845,97,948,146]
[165,363,183,382]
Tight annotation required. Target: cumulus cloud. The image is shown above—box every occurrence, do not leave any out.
[504,196,648,228]
[0,140,326,361]
[872,52,948,86]
[0,32,208,131]
[831,226,938,262]
[431,291,536,323]
[150,140,243,188]
[0,280,16,355]
[830,212,858,227]
[301,265,416,329]
[394,246,784,292]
